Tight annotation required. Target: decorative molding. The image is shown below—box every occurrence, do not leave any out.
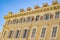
[4,2,60,20]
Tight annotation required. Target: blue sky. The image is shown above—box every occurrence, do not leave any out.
[0,0,60,32]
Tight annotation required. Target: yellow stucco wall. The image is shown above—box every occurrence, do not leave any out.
[1,1,60,40]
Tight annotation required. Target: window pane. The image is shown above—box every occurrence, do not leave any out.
[23,29,29,38]
[55,12,60,18]
[19,18,23,23]
[27,17,31,22]
[31,17,34,21]
[40,27,46,38]
[50,14,53,19]
[15,30,21,38]
[44,14,49,20]
[51,27,57,37]
[31,28,36,38]
[35,15,39,21]
[8,30,13,38]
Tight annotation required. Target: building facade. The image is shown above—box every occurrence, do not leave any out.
[0,32,1,40]
[1,1,60,40]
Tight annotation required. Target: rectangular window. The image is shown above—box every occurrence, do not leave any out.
[27,17,31,22]
[31,28,36,38]
[23,18,26,22]
[40,27,46,38]
[8,30,13,38]
[51,27,57,37]
[31,17,34,21]
[19,18,23,23]
[15,30,21,38]
[23,29,29,38]
[35,15,39,21]
[55,12,60,18]
[50,14,53,19]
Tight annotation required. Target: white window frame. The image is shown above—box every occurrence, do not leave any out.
[30,27,37,39]
[22,28,29,38]
[39,26,47,40]
[50,25,59,40]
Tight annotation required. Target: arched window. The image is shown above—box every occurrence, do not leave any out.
[35,15,40,21]
[44,14,50,20]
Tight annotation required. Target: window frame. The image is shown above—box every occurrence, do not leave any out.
[30,27,37,39]
[55,11,60,19]
[40,26,47,39]
[8,30,14,38]
[15,30,21,38]
[50,25,59,39]
[22,28,29,38]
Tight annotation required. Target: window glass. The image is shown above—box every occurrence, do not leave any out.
[19,18,23,23]
[23,18,26,22]
[40,27,46,38]
[44,14,49,20]
[35,15,39,21]
[27,17,31,22]
[31,16,34,21]
[40,16,43,20]
[8,30,13,38]
[23,29,29,38]
[15,30,21,38]
[31,28,36,38]
[50,14,53,19]
[55,12,60,18]
[51,27,57,37]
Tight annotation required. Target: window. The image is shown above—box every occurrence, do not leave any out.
[15,30,21,38]
[3,31,7,38]
[31,16,34,21]
[19,18,23,23]
[44,14,50,20]
[31,28,36,38]
[8,30,13,38]
[35,15,39,21]
[51,27,57,37]
[12,19,16,24]
[50,14,53,19]
[55,11,60,18]
[27,17,31,22]
[40,27,46,38]
[23,29,29,38]
[40,16,43,20]
[23,18,26,22]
